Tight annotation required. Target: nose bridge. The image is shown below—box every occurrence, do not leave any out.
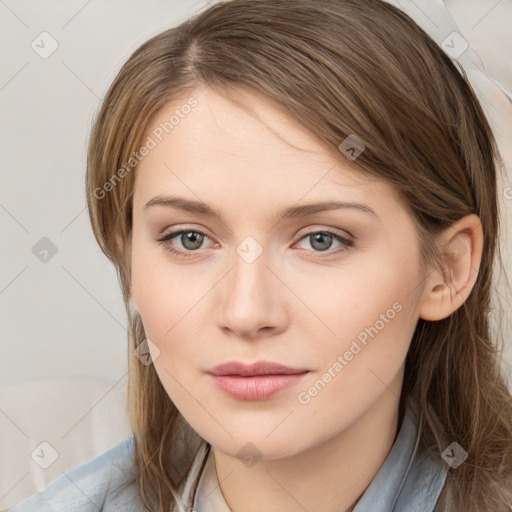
[217,235,284,336]
[230,235,271,308]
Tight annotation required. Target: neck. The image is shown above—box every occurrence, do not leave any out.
[212,379,404,512]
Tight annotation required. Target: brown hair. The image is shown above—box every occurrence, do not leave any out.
[85,0,512,510]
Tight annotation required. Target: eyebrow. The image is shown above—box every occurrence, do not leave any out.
[144,195,378,223]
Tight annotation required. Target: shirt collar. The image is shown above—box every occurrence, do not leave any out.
[352,395,448,511]
[191,396,447,512]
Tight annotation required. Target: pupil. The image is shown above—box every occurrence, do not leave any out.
[183,232,203,250]
[312,232,331,251]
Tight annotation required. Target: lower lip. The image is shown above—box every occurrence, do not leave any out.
[208,372,309,400]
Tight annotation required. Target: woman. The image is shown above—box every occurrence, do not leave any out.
[9,0,512,510]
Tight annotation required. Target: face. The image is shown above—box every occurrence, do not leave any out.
[130,85,426,459]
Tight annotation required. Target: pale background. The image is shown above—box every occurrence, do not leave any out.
[1,0,511,509]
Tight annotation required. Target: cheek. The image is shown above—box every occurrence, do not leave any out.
[295,290,415,436]
[130,242,214,372]
[131,232,181,323]
[310,250,419,341]
[305,251,421,389]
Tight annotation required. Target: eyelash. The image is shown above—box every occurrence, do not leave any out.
[155,227,354,260]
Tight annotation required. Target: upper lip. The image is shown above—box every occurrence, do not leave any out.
[207,361,310,377]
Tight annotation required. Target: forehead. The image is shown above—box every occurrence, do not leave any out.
[133,86,403,219]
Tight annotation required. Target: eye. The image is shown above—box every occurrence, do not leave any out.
[156,229,214,259]
[294,230,354,258]
[155,228,354,259]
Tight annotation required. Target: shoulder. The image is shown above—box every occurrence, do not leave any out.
[8,435,148,512]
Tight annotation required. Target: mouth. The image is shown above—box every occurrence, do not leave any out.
[206,361,310,400]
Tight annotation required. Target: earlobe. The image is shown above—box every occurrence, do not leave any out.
[418,214,483,322]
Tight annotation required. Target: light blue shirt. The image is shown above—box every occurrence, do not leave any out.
[8,396,448,511]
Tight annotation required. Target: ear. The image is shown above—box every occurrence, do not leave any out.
[418,214,484,321]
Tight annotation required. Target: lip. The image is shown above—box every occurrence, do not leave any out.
[206,361,310,400]
[207,360,310,377]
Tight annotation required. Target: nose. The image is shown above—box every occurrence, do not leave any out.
[216,246,288,340]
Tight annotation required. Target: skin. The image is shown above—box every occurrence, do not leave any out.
[128,86,483,512]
